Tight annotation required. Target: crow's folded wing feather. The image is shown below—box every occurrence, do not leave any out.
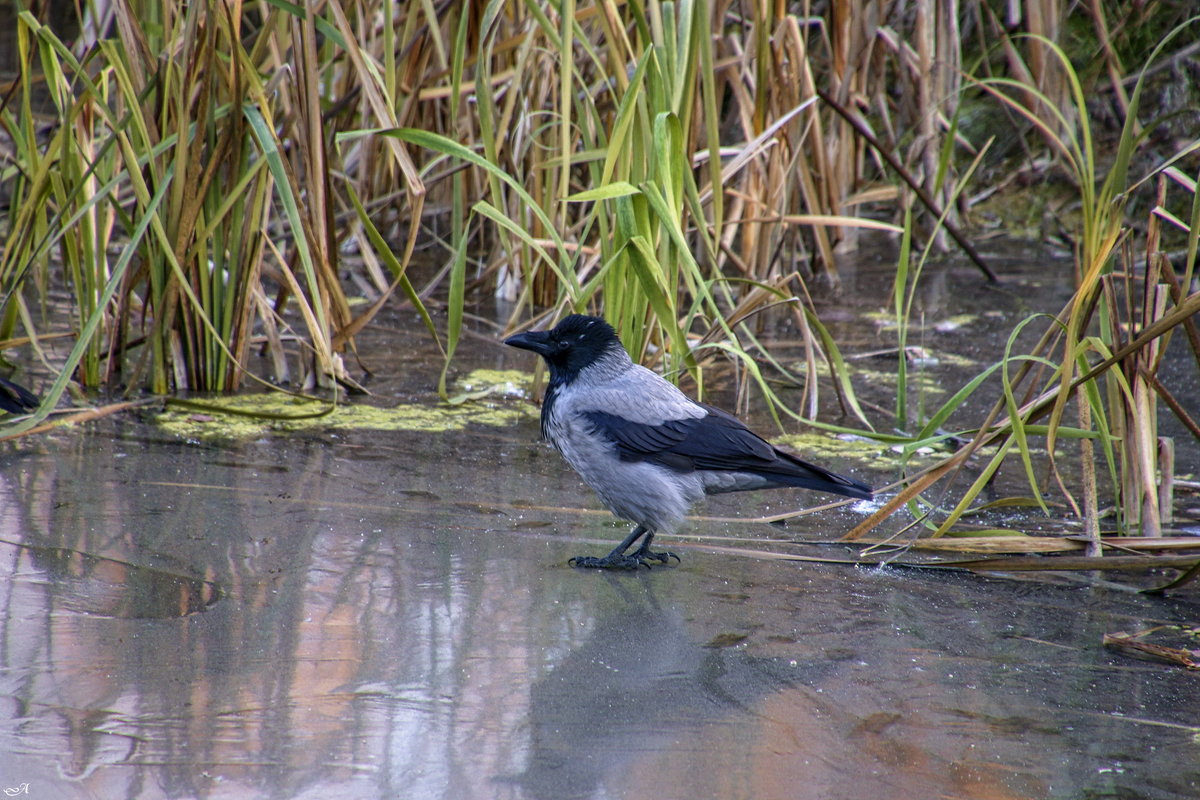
[581,404,873,499]
[582,404,777,471]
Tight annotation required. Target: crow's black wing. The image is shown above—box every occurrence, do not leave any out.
[582,405,778,472]
[582,404,873,500]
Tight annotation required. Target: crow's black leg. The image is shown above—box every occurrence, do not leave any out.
[568,525,678,569]
[630,530,680,565]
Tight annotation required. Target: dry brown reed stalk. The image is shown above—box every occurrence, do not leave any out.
[1101,176,1189,537]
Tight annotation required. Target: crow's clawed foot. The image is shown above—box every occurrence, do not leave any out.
[634,547,681,565]
[568,554,643,569]
[568,549,681,570]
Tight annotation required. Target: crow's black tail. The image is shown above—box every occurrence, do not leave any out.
[0,376,39,414]
[762,452,874,500]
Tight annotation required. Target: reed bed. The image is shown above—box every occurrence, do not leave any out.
[1,1,1198,557]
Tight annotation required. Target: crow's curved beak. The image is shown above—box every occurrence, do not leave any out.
[504,330,554,357]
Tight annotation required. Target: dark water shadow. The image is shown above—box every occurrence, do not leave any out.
[514,575,837,800]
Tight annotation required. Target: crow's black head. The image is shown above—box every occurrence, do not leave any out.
[505,314,622,382]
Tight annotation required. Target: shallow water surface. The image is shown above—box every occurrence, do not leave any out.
[1,411,1199,800]
[3,248,1200,799]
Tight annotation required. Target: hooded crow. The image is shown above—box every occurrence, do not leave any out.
[505,314,873,569]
